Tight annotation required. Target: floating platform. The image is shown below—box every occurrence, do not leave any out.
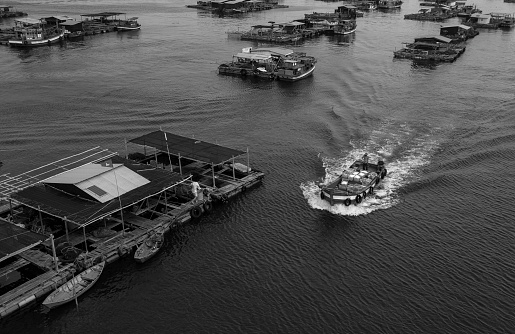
[0,130,264,319]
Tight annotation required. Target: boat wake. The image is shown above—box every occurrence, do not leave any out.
[300,121,442,216]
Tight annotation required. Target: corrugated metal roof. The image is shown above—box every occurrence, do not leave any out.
[235,52,273,60]
[0,219,47,263]
[10,155,186,227]
[14,18,42,25]
[252,47,294,57]
[130,130,246,165]
[44,163,150,203]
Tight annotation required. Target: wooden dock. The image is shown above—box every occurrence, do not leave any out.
[0,136,264,319]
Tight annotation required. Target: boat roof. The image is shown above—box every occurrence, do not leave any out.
[441,24,471,29]
[10,154,186,227]
[129,130,246,165]
[252,47,294,57]
[14,17,42,25]
[414,35,453,43]
[235,52,273,60]
[60,21,83,26]
[0,218,48,263]
[338,4,358,9]
[80,12,125,18]
[43,15,73,21]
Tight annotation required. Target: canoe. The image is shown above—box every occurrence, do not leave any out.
[42,261,105,309]
[134,228,164,263]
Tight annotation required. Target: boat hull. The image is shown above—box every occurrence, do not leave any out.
[319,160,387,206]
[8,31,64,47]
[276,65,315,81]
[134,229,164,263]
[42,261,105,309]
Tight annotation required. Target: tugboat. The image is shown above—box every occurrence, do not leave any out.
[319,158,387,206]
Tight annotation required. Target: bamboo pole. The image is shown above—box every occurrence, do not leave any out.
[178,153,182,175]
[247,147,250,173]
[38,206,44,233]
[64,216,70,244]
[164,132,173,172]
[83,226,88,254]
[50,233,58,272]
[211,163,216,188]
[164,188,168,215]
[232,156,236,180]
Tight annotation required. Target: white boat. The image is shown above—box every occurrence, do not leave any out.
[42,261,105,309]
[8,17,64,47]
[117,17,141,31]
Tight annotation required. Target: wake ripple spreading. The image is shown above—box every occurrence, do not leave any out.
[301,121,442,216]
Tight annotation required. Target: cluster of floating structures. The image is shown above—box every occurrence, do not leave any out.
[0,5,26,18]
[186,0,288,14]
[0,12,141,47]
[228,4,361,45]
[0,130,264,318]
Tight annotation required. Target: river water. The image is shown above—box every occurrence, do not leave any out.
[1,0,515,332]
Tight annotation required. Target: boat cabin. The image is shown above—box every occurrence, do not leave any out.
[43,15,74,26]
[440,24,474,40]
[336,5,358,19]
[274,21,305,34]
[413,35,453,49]
[12,18,45,40]
[467,13,492,24]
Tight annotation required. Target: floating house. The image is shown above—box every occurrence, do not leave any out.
[0,130,264,319]
[440,24,479,41]
[464,13,499,28]
[0,5,26,18]
[394,35,466,62]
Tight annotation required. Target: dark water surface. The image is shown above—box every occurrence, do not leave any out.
[1,0,515,332]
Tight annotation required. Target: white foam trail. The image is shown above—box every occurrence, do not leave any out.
[300,122,440,216]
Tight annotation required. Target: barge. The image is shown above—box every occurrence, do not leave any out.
[0,130,264,319]
[319,159,387,206]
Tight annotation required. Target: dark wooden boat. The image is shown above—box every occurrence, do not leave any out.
[134,227,165,263]
[319,159,387,206]
[42,261,105,309]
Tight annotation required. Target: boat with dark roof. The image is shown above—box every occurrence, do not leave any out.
[319,159,387,206]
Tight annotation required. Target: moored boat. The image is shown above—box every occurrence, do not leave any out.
[117,17,141,31]
[319,159,387,206]
[134,227,165,263]
[8,17,64,47]
[42,261,105,309]
[252,47,317,81]
[218,48,277,79]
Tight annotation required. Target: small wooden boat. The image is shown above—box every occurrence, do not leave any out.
[134,227,164,263]
[42,261,105,309]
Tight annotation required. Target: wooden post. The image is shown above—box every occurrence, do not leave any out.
[154,150,158,168]
[124,138,128,159]
[83,226,88,254]
[38,206,44,233]
[8,198,13,219]
[64,216,70,244]
[164,189,168,215]
[178,153,182,175]
[232,156,236,180]
[164,132,173,172]
[330,189,334,206]
[247,147,250,173]
[211,163,216,188]
[50,234,58,272]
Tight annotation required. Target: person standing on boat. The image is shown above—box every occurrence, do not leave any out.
[362,153,369,171]
[191,179,202,203]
